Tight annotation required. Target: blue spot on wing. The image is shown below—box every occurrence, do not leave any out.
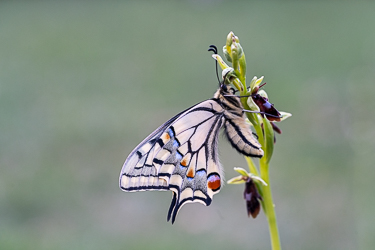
[175,151,183,161]
[173,139,180,148]
[168,128,175,138]
[196,169,206,176]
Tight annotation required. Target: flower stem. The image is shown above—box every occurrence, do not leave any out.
[221,31,283,250]
[245,156,259,176]
[260,158,281,250]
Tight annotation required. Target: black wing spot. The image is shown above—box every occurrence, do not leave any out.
[157,138,164,147]
[153,158,163,165]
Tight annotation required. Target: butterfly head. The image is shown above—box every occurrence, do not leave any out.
[220,82,236,95]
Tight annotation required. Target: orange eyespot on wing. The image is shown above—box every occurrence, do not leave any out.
[207,173,221,192]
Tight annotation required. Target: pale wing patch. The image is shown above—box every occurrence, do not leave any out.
[120,100,228,223]
[174,128,195,146]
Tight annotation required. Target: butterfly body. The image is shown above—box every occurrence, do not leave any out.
[120,85,263,223]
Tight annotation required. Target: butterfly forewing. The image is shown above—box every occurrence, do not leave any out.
[120,113,180,191]
[120,87,264,223]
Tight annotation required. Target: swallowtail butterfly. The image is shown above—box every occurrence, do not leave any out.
[119,47,264,224]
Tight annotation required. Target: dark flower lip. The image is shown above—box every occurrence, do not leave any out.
[250,82,282,122]
[244,179,263,218]
[251,93,282,122]
[271,122,282,134]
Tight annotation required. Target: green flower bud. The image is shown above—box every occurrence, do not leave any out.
[223,45,232,63]
[226,31,235,47]
[235,43,244,59]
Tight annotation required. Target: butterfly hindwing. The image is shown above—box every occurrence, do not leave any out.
[163,100,225,223]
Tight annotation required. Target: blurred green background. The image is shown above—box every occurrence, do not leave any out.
[1,1,374,249]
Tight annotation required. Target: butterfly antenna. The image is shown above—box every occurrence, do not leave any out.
[208,45,220,84]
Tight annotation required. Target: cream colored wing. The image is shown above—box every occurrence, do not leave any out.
[120,99,226,223]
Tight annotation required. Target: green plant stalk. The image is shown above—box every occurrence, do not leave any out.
[248,112,280,249]
[260,158,281,250]
[219,32,282,249]
[243,98,281,250]
[245,156,259,176]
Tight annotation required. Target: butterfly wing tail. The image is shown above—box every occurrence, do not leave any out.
[167,190,213,224]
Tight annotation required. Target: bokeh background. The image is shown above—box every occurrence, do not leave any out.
[1,1,374,249]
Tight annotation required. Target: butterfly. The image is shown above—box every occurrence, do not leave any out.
[119,45,265,223]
